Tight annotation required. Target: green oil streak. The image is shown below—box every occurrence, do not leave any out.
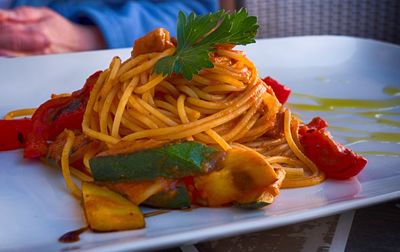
[325,118,369,124]
[358,151,400,157]
[376,118,400,128]
[290,90,400,145]
[289,105,400,120]
[292,93,400,110]
[290,91,400,127]
[329,126,364,133]
[346,132,400,143]
[357,111,400,117]
[329,118,400,129]
[383,86,400,96]
[289,103,334,112]
[330,126,400,143]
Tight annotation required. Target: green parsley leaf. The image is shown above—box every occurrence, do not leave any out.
[154,8,259,80]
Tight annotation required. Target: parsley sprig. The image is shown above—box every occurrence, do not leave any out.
[154,9,259,80]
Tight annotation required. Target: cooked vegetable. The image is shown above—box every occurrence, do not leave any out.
[194,148,278,206]
[235,191,274,209]
[82,182,145,231]
[47,130,93,166]
[0,7,373,237]
[90,141,222,182]
[299,117,367,179]
[154,9,258,79]
[132,28,175,57]
[102,179,169,205]
[263,77,291,104]
[144,185,191,209]
[100,179,191,209]
[235,168,286,209]
[0,119,32,151]
[24,71,101,159]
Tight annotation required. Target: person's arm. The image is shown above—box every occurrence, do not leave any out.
[51,0,218,49]
[1,0,218,56]
[0,6,105,56]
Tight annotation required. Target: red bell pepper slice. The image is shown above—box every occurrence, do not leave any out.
[262,77,291,104]
[0,119,32,151]
[299,117,367,180]
[23,71,101,159]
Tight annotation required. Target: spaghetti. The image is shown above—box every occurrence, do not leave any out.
[1,10,368,233]
[75,38,323,189]
[4,34,326,190]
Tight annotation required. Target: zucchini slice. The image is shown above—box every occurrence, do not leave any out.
[144,185,191,209]
[235,168,286,209]
[90,141,221,182]
[234,191,274,209]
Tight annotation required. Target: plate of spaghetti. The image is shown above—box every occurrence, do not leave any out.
[1,9,399,252]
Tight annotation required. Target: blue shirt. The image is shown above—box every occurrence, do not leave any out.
[6,0,218,48]
[0,0,13,8]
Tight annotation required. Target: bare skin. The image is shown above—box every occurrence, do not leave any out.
[0,2,236,56]
[219,0,236,11]
[0,6,105,56]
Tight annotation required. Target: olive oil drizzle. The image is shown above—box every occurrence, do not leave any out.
[289,87,400,157]
[358,111,400,117]
[291,93,400,110]
[329,126,400,142]
[383,86,400,96]
[376,118,400,128]
[346,132,400,143]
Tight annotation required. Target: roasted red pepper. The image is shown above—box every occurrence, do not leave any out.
[299,117,367,180]
[182,176,202,204]
[263,77,291,104]
[24,71,101,159]
[0,119,32,151]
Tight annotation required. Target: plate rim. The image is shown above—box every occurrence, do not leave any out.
[1,35,400,252]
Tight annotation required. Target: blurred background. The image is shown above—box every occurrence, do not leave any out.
[1,1,399,251]
[1,0,399,57]
[228,0,400,44]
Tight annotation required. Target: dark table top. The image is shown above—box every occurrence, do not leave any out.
[156,199,400,252]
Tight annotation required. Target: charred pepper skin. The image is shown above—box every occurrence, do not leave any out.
[24,71,101,159]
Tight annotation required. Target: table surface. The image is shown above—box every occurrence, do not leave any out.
[160,199,400,252]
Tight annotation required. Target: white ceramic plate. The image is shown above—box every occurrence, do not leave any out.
[0,36,399,252]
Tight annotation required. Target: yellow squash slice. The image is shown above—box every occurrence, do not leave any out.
[82,182,145,231]
[194,148,279,206]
